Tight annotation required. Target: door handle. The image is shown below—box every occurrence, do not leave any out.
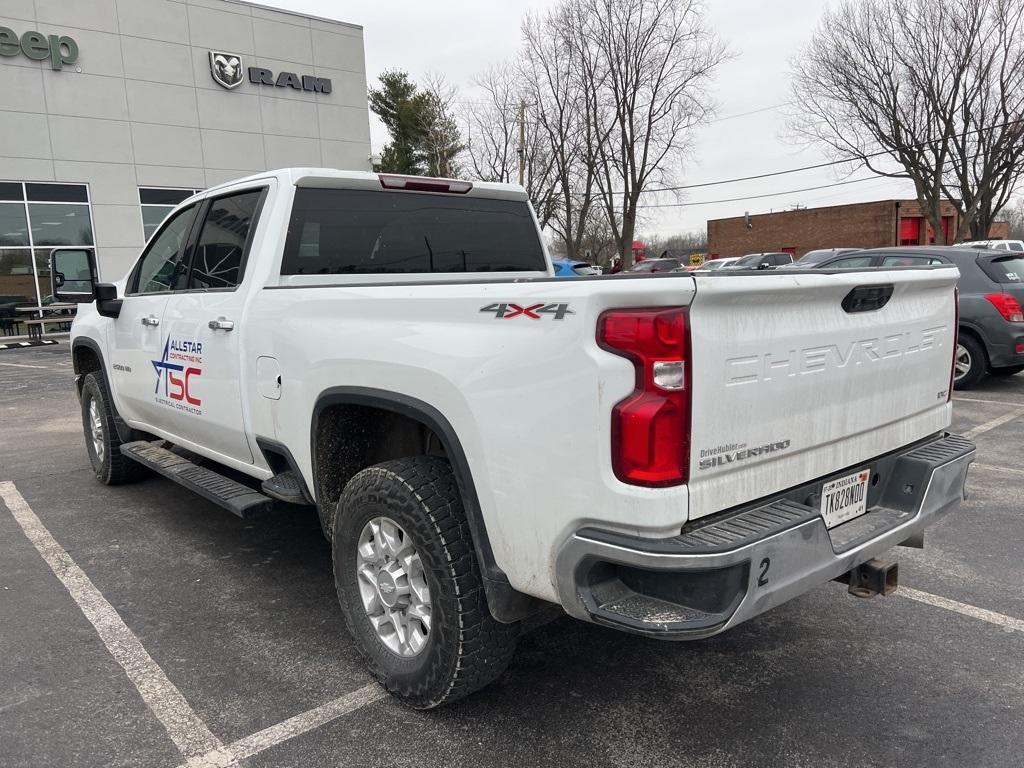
[208,317,235,331]
[141,315,160,327]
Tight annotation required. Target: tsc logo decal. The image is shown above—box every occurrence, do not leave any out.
[480,302,574,320]
[152,337,203,415]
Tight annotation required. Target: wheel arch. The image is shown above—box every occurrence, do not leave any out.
[71,337,152,444]
[311,386,539,623]
[957,322,990,364]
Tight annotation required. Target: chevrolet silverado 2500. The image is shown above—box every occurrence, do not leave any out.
[52,168,975,708]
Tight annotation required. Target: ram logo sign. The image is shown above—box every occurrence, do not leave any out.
[208,50,332,94]
[209,51,244,89]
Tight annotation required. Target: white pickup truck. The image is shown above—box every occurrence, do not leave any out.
[54,168,975,708]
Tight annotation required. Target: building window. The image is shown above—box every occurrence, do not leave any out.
[140,188,201,241]
[0,182,94,314]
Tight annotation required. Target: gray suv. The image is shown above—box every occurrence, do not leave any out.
[814,246,1024,389]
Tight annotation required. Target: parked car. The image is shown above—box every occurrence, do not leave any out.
[552,259,601,277]
[57,169,973,708]
[624,257,681,273]
[688,256,740,272]
[955,239,1024,252]
[779,247,862,267]
[813,246,1024,388]
[722,252,794,269]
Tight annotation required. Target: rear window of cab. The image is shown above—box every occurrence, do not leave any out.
[281,188,546,275]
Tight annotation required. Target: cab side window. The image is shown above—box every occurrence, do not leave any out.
[881,255,944,266]
[828,255,875,269]
[189,189,264,290]
[130,205,197,294]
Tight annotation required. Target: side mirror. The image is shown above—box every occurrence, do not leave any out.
[50,247,121,318]
[758,262,771,270]
[50,247,97,302]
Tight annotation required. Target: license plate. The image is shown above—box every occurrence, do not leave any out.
[820,469,870,529]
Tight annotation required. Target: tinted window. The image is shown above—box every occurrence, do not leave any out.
[0,204,29,246]
[980,254,1024,283]
[139,188,196,206]
[131,205,196,294]
[1008,242,1023,252]
[281,189,546,275]
[881,255,944,267]
[773,254,793,265]
[826,256,875,269]
[25,183,88,203]
[28,203,94,246]
[733,253,770,268]
[189,189,263,289]
[0,182,23,201]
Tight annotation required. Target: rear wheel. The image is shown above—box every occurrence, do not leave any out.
[953,334,987,390]
[990,364,1024,377]
[333,456,519,709]
[80,372,147,484]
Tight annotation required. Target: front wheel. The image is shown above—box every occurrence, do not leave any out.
[333,457,519,709]
[953,335,987,390]
[80,372,148,485]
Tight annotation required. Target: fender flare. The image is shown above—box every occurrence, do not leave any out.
[311,386,539,623]
[71,337,138,444]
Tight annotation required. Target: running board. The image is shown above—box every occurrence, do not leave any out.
[120,441,273,519]
[261,470,310,505]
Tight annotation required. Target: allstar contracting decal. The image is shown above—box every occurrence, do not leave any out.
[152,337,203,415]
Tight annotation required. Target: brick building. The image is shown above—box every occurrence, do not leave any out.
[707,199,1010,259]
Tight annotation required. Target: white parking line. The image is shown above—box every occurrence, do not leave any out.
[972,463,1024,476]
[953,395,1024,406]
[899,587,1024,633]
[0,481,234,768]
[206,683,387,765]
[2,479,389,767]
[0,361,49,369]
[962,406,1024,439]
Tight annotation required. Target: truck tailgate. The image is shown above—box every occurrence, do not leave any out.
[686,268,958,520]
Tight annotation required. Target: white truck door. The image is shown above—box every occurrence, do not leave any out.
[108,203,199,430]
[159,187,267,465]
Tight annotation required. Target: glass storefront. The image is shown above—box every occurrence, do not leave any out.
[139,187,201,241]
[0,183,94,321]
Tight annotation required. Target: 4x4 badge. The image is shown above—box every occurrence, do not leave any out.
[480,302,574,320]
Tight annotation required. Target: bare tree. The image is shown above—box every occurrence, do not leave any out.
[574,0,728,267]
[520,6,603,259]
[945,0,1024,239]
[791,0,1024,244]
[462,64,559,227]
[419,73,464,178]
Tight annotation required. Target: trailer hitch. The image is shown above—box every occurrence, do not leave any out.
[835,559,898,598]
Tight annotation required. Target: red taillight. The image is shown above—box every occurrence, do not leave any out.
[985,293,1024,322]
[598,307,690,487]
[378,174,472,194]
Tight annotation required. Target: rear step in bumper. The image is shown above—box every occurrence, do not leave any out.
[555,433,975,639]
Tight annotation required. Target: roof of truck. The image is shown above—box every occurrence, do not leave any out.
[202,168,529,202]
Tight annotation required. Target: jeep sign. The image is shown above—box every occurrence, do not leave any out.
[0,26,78,70]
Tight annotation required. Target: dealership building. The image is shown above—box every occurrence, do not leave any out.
[707,199,1010,260]
[0,0,371,311]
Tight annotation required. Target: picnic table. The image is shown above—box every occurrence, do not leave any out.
[13,304,78,340]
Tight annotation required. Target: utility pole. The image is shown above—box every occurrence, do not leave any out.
[517,100,526,187]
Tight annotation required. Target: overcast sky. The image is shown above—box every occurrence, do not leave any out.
[266,0,916,238]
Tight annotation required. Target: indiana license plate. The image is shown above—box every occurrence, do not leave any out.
[820,469,870,529]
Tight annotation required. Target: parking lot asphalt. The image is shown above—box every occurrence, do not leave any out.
[1,343,1023,768]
